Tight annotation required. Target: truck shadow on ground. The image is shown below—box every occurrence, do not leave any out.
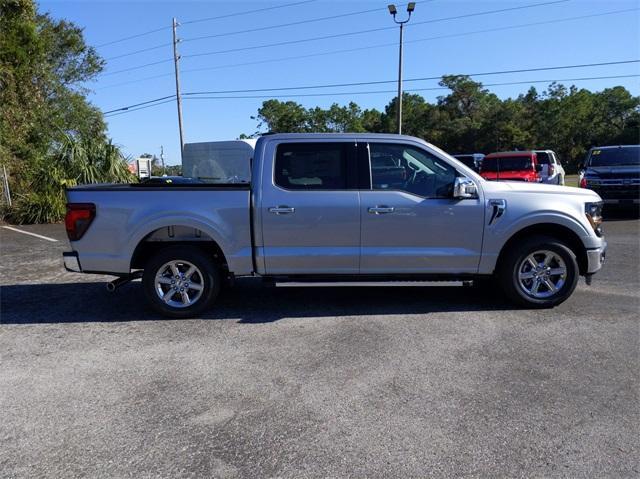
[603,207,640,221]
[0,279,513,325]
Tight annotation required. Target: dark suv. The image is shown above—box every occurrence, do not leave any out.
[580,145,640,207]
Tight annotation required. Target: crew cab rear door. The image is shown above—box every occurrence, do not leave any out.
[259,140,360,274]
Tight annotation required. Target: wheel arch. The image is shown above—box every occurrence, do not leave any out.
[130,225,229,273]
[496,223,588,275]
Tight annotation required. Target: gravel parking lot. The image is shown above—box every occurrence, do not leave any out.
[1,215,638,478]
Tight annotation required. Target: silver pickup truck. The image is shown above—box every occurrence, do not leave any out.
[63,133,607,317]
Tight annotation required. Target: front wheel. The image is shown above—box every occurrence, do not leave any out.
[498,235,579,308]
[142,246,220,318]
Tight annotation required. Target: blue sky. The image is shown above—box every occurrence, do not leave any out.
[40,0,640,165]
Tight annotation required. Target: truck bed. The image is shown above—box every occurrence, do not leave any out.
[66,185,253,275]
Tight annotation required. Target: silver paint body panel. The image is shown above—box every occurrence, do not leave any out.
[65,133,606,278]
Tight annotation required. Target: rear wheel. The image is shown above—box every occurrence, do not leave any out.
[498,235,579,308]
[142,246,220,318]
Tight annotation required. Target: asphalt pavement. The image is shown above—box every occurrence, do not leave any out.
[0,216,638,478]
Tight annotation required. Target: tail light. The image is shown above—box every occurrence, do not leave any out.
[579,177,587,188]
[65,203,96,241]
[549,164,555,176]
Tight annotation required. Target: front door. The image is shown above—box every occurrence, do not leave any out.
[260,141,360,275]
[360,142,485,274]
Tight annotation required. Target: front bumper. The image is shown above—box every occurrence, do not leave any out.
[586,241,607,274]
[63,251,82,273]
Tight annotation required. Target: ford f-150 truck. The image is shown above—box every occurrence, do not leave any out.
[579,145,640,206]
[63,133,607,318]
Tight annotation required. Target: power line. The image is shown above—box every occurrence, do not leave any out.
[103,95,176,115]
[101,58,174,77]
[180,8,638,74]
[105,43,172,61]
[182,60,640,96]
[95,26,171,49]
[182,74,640,100]
[104,98,176,118]
[96,57,639,92]
[98,59,639,111]
[181,0,318,26]
[95,6,636,82]
[181,2,429,44]
[182,0,569,59]
[103,73,639,118]
[96,72,175,91]
[95,0,318,49]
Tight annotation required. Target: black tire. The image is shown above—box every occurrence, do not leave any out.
[498,235,579,308]
[142,245,220,318]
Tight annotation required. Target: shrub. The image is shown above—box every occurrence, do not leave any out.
[6,136,135,224]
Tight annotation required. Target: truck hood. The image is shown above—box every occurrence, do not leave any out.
[481,179,601,201]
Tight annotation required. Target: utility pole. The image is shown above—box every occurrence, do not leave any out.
[388,3,416,135]
[172,18,185,162]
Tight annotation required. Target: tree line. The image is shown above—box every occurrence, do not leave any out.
[243,76,640,172]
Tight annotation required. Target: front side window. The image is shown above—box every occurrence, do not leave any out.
[369,143,457,198]
[275,143,349,190]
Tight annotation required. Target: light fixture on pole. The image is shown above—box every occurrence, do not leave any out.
[388,2,415,135]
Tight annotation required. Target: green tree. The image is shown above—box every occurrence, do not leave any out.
[0,0,132,223]
[244,77,638,174]
[252,100,309,133]
[249,99,383,135]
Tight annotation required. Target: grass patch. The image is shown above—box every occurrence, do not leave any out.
[564,175,579,187]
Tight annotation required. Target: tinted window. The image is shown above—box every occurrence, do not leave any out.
[587,146,640,167]
[369,143,457,198]
[481,156,533,172]
[536,151,551,164]
[275,143,349,190]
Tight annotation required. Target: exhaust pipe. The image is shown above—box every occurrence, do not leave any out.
[106,271,143,292]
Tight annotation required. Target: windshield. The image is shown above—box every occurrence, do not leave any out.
[587,147,640,167]
[481,156,533,172]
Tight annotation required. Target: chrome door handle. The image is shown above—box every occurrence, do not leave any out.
[269,206,295,215]
[368,206,395,214]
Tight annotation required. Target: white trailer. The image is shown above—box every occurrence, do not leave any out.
[182,139,256,183]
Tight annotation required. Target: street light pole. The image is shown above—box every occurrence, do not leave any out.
[397,22,403,135]
[388,3,415,135]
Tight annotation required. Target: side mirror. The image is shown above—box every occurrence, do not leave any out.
[453,177,478,199]
[535,164,543,173]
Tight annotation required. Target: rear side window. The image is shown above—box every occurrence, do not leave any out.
[481,156,533,172]
[536,152,551,164]
[274,143,352,190]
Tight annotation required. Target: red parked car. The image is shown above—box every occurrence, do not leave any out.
[480,151,542,182]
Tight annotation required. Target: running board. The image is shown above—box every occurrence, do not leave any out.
[275,281,465,288]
